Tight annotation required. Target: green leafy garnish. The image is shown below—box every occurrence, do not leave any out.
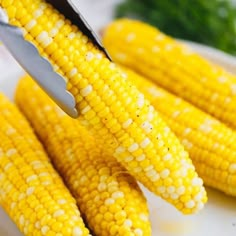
[116,0,236,55]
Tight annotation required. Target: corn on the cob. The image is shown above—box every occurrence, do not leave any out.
[0,93,90,236]
[16,75,152,236]
[102,18,236,129]
[120,66,236,196]
[0,0,207,214]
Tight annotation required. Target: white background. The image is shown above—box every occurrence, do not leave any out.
[0,1,236,236]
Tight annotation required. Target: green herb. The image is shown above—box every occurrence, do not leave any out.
[116,0,236,55]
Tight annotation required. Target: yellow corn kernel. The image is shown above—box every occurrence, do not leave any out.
[102,18,236,129]
[15,75,151,236]
[0,93,90,236]
[1,0,207,213]
[121,66,236,196]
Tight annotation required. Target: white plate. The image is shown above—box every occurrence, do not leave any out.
[0,0,236,234]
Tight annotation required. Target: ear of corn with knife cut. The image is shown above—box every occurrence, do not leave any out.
[1,0,236,235]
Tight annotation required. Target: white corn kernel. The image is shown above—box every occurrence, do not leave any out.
[80,85,93,97]
[128,143,139,152]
